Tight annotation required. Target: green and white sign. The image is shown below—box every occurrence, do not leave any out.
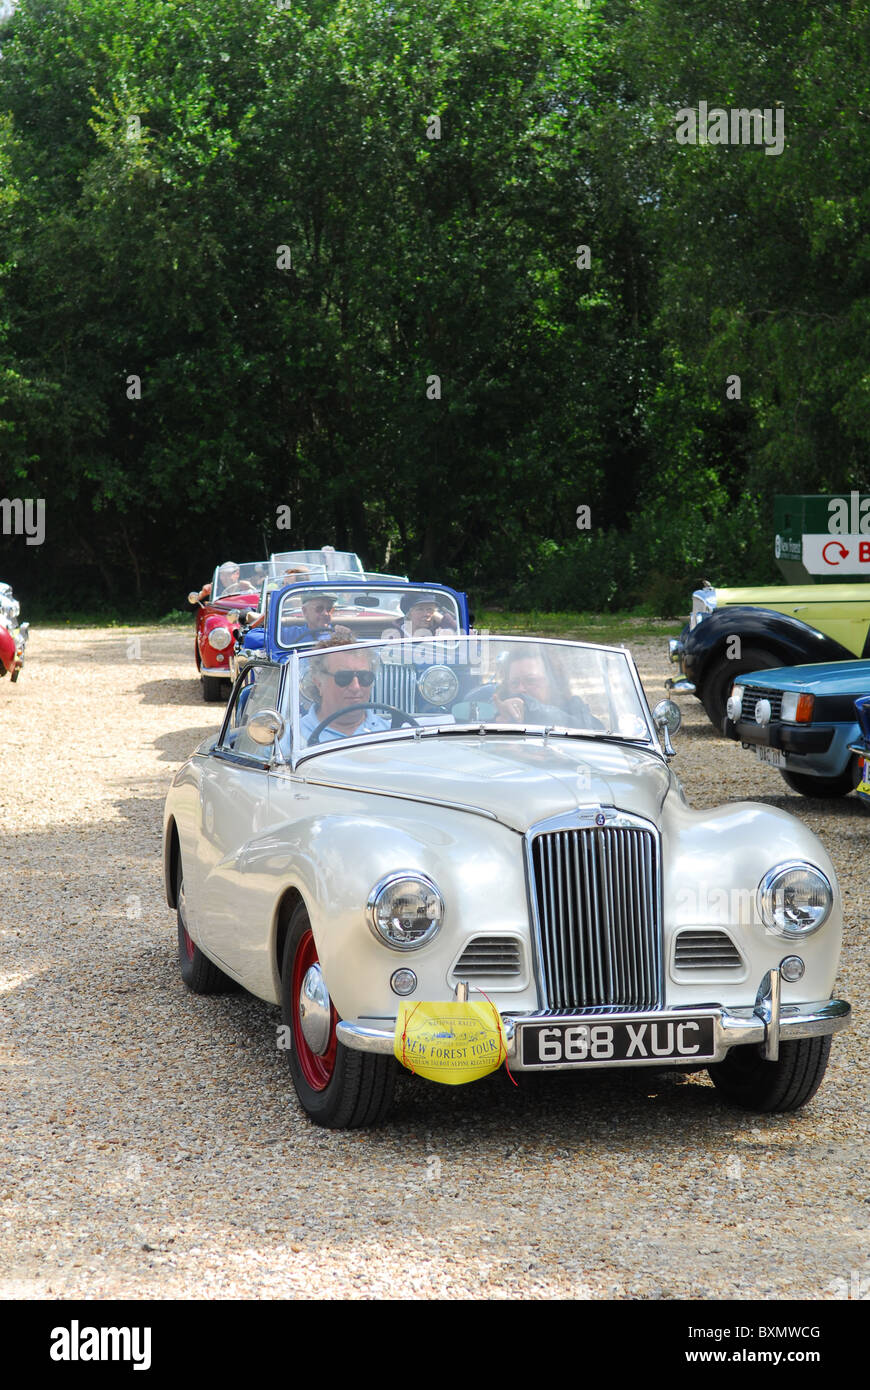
[774,493,870,582]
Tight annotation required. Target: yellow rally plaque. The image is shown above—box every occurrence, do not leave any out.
[394,1000,507,1085]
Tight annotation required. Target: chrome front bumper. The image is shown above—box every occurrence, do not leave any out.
[337,971,851,1071]
[665,638,696,694]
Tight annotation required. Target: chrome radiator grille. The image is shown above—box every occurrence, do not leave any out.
[528,823,661,1011]
[374,663,417,711]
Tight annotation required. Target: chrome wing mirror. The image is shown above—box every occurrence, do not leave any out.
[652,699,681,758]
[247,709,287,766]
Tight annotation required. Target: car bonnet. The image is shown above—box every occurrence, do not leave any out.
[293,735,671,832]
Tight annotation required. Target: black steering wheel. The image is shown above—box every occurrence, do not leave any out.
[307,702,420,745]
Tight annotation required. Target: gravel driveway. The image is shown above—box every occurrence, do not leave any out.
[0,627,866,1299]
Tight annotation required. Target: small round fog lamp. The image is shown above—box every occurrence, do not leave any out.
[391,968,418,996]
[780,955,805,983]
[755,698,772,727]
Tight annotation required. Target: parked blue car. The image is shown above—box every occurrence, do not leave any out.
[723,658,870,799]
[849,695,870,812]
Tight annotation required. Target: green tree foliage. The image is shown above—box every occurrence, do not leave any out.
[0,0,867,612]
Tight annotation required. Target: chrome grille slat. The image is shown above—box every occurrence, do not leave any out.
[571,834,586,1002]
[375,663,417,711]
[530,823,661,1011]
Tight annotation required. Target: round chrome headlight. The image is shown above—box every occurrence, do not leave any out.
[208,626,232,651]
[726,686,744,721]
[757,862,833,938]
[417,664,459,707]
[367,872,444,950]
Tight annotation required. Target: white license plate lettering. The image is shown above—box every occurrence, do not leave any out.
[625,1023,648,1057]
[563,1025,589,1060]
[522,1015,715,1066]
[538,1027,563,1062]
[677,1020,701,1054]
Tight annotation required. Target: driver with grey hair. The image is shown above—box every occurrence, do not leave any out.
[300,632,391,745]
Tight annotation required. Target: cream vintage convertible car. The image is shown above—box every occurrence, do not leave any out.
[163,635,850,1128]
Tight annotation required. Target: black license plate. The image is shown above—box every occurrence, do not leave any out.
[520,1015,716,1067]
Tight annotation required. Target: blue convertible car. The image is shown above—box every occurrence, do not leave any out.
[232,575,471,680]
[724,658,870,799]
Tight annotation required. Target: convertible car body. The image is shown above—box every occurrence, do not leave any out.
[0,581,29,682]
[163,636,850,1128]
[667,581,870,730]
[233,577,470,680]
[191,560,276,701]
[724,659,870,799]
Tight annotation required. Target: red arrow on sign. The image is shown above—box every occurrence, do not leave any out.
[822,540,850,566]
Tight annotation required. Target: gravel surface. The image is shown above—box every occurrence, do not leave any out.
[0,626,866,1300]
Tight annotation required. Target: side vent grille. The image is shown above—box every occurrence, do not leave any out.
[452,937,522,978]
[674,930,743,971]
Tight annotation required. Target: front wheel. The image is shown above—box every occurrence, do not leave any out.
[707,1036,832,1112]
[201,674,223,703]
[177,863,239,994]
[281,904,395,1128]
[780,765,857,798]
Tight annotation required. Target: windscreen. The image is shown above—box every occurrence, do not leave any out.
[212,561,275,598]
[276,585,462,649]
[289,636,652,750]
[271,549,364,574]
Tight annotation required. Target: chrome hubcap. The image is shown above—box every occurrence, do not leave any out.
[299,964,332,1055]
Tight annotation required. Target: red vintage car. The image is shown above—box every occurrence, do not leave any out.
[189,560,273,702]
[0,583,29,683]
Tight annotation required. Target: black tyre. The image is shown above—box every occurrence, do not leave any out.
[701,647,782,731]
[201,674,223,703]
[177,862,240,994]
[281,903,395,1129]
[781,765,857,799]
[708,1036,832,1113]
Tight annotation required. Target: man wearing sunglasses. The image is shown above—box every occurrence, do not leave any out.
[282,592,338,647]
[300,637,391,744]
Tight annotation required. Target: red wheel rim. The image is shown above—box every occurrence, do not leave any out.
[291,929,337,1091]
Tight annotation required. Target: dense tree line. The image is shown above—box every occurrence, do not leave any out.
[0,0,867,614]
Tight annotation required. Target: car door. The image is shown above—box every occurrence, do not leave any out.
[196,662,285,978]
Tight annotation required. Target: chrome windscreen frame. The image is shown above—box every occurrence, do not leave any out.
[284,635,666,770]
